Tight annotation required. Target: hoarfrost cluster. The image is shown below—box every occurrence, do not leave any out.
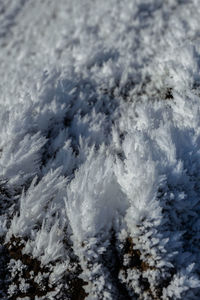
[0,0,200,299]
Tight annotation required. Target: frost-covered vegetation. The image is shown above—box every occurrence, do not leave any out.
[1,0,200,299]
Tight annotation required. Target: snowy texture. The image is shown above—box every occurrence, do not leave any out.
[1,0,200,299]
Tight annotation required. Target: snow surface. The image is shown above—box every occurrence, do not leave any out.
[1,0,200,299]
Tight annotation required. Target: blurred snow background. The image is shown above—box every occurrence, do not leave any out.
[0,0,200,299]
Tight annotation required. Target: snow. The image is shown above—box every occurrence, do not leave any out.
[0,0,200,299]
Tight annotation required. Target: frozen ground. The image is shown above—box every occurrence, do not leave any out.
[0,0,200,299]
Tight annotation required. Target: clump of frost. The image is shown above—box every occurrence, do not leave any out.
[7,168,66,239]
[66,147,128,298]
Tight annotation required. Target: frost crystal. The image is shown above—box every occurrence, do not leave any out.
[0,0,200,299]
